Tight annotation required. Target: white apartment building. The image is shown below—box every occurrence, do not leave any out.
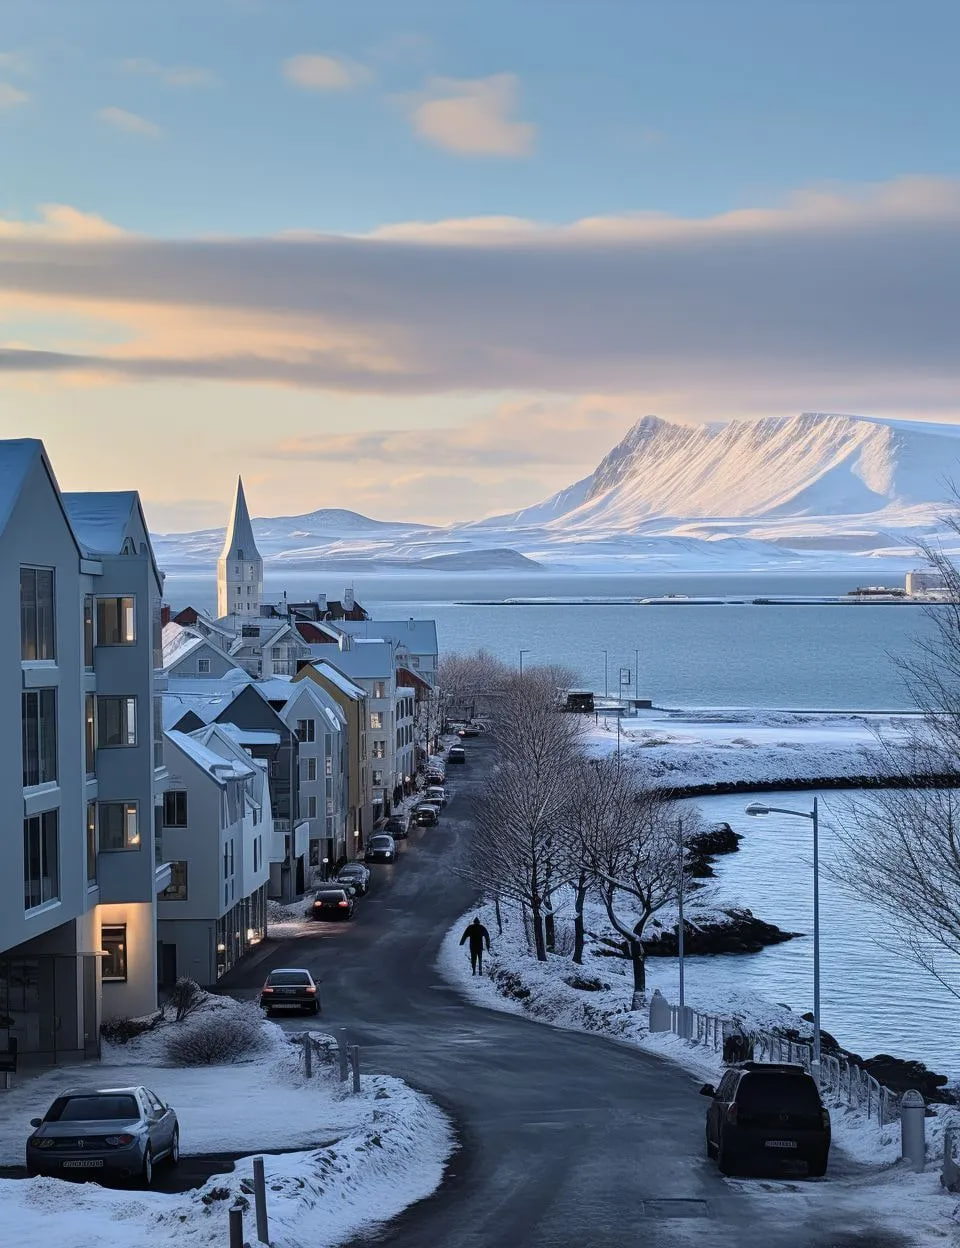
[2,441,166,1068]
[158,725,270,986]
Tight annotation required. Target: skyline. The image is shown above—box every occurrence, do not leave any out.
[3,1,960,528]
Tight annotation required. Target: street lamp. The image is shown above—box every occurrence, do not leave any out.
[745,799,821,1077]
[519,648,530,678]
[601,649,609,699]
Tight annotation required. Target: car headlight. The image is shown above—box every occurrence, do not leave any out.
[30,1137,56,1149]
[103,1134,135,1146]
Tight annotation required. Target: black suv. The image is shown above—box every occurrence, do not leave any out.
[701,1062,830,1177]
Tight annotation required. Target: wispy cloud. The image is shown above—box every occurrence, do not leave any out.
[404,73,535,157]
[0,82,28,109]
[0,51,30,75]
[120,58,219,88]
[97,106,163,138]
[283,53,372,91]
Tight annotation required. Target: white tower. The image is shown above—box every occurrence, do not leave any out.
[217,476,263,619]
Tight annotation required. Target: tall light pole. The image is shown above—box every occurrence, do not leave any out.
[677,816,685,1011]
[601,649,608,700]
[519,648,530,679]
[634,647,640,702]
[745,798,821,1077]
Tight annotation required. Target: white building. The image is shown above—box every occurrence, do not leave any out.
[1,441,166,1068]
[217,477,263,619]
[905,569,949,596]
[159,725,270,986]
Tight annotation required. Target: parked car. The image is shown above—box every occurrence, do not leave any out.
[414,802,440,826]
[365,833,397,863]
[259,967,320,1015]
[312,888,355,920]
[424,785,448,807]
[701,1062,830,1177]
[458,726,480,738]
[26,1085,179,1185]
[425,770,446,786]
[447,746,467,764]
[335,861,371,894]
[384,814,410,839]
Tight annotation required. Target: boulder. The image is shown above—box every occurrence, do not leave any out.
[644,907,800,957]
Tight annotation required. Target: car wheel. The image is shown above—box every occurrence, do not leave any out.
[169,1127,180,1167]
[717,1134,737,1177]
[807,1152,828,1178]
[311,1001,320,1015]
[141,1145,154,1187]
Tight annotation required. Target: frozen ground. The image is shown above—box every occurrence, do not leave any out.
[584,707,917,787]
[439,899,960,1245]
[0,1002,452,1248]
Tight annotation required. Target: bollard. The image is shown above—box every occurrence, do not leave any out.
[338,1029,349,1082]
[678,1004,695,1041]
[302,1033,312,1079]
[350,1044,361,1093]
[941,1124,960,1192]
[900,1089,926,1173]
[648,988,671,1033]
[228,1204,244,1248]
[252,1156,269,1245]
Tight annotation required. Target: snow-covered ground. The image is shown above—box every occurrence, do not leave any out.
[439,899,960,1243]
[584,708,916,788]
[0,1001,452,1248]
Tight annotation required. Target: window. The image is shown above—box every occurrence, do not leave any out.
[86,802,97,884]
[101,925,127,982]
[304,756,317,782]
[241,625,260,638]
[370,712,383,730]
[96,596,135,645]
[152,696,164,769]
[307,795,318,818]
[372,739,385,760]
[99,802,140,851]
[97,696,136,747]
[326,778,333,816]
[20,567,55,661]
[23,810,58,910]
[373,681,386,699]
[253,838,259,872]
[295,718,315,743]
[85,694,96,774]
[22,689,57,787]
[83,597,94,668]
[236,554,243,565]
[163,790,187,826]
[372,770,383,787]
[197,657,211,674]
[160,862,188,901]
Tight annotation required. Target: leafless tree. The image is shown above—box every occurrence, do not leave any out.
[437,649,511,723]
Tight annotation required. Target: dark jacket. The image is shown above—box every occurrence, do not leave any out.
[460,920,491,954]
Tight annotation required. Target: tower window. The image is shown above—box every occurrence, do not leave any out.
[237,550,244,561]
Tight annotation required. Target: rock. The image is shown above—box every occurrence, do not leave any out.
[685,822,743,879]
[564,975,610,992]
[863,1054,954,1104]
[644,907,800,957]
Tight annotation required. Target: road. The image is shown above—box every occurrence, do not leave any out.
[222,739,912,1248]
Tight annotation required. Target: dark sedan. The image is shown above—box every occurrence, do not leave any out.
[364,833,397,862]
[26,1085,179,1186]
[259,967,320,1014]
[312,888,355,920]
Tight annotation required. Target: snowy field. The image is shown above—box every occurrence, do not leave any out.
[584,708,917,788]
[0,1005,452,1248]
[438,900,960,1244]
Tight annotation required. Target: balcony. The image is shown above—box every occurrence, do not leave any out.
[154,862,173,894]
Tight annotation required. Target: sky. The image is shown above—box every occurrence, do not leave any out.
[2,0,960,530]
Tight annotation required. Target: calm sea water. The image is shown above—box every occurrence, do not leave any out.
[165,569,931,709]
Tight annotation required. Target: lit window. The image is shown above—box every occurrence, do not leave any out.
[101,925,127,981]
[99,802,140,851]
[96,596,135,645]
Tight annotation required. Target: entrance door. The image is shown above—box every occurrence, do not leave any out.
[158,943,177,988]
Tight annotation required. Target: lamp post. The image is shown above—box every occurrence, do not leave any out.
[519,649,530,679]
[601,649,609,699]
[677,816,685,1012]
[745,798,821,1077]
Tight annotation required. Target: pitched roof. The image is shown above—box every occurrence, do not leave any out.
[219,476,260,563]
[337,618,438,655]
[302,661,365,701]
[323,639,394,680]
[0,441,51,537]
[165,727,255,784]
[61,492,137,555]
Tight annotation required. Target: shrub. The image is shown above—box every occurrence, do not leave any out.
[101,1010,164,1044]
[163,1003,268,1066]
[170,976,205,1022]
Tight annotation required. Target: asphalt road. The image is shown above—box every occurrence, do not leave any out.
[222,739,912,1248]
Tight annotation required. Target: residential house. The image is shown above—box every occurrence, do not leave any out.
[162,621,236,680]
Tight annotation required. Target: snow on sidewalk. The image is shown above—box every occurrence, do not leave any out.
[0,1011,453,1248]
[438,899,960,1245]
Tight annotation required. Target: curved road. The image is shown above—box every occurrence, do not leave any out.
[223,741,911,1248]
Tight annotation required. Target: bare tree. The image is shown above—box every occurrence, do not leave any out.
[437,649,511,724]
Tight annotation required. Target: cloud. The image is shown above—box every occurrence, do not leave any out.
[404,73,535,156]
[1,177,960,419]
[283,54,372,91]
[97,106,163,137]
[0,52,30,75]
[120,58,219,88]
[0,82,28,108]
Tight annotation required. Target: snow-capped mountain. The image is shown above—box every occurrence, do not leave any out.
[153,413,960,572]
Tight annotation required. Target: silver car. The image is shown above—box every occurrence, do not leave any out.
[26,1085,179,1185]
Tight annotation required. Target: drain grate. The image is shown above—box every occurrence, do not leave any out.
[640,1199,710,1219]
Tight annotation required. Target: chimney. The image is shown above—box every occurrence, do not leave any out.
[339,633,353,652]
[344,585,355,612]
[161,604,171,627]
[317,592,327,612]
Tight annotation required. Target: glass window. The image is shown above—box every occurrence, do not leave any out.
[373,681,386,699]
[20,567,55,661]
[160,861,188,900]
[83,596,94,668]
[85,694,96,774]
[197,657,211,674]
[22,689,57,787]
[152,696,164,769]
[101,925,127,981]
[96,596,136,645]
[151,599,162,671]
[296,719,315,742]
[370,712,383,730]
[307,795,317,818]
[163,790,187,826]
[86,802,97,884]
[99,802,140,851]
[23,810,59,910]
[372,739,385,759]
[97,696,136,747]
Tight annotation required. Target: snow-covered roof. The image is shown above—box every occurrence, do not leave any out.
[254,676,295,703]
[303,662,365,701]
[337,618,438,656]
[162,622,207,667]
[324,640,394,680]
[161,680,249,729]
[0,441,48,538]
[61,491,137,555]
[165,728,255,783]
[216,723,282,748]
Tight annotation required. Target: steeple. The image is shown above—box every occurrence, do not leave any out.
[217,476,263,618]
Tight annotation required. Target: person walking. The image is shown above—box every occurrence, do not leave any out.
[459,916,491,975]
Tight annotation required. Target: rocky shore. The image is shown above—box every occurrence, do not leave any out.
[644,906,800,956]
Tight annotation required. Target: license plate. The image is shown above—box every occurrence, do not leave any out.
[279,987,296,994]
[765,1140,798,1149]
[63,1159,104,1168]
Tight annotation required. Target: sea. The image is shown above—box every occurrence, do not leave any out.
[164,567,958,1072]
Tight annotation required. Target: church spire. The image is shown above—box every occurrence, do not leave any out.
[217,476,263,618]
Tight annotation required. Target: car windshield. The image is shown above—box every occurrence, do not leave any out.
[371,837,391,846]
[48,1094,140,1122]
[316,891,346,901]
[340,865,364,874]
[737,1074,821,1113]
[267,971,311,986]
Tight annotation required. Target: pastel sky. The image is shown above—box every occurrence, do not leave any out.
[2,0,960,530]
